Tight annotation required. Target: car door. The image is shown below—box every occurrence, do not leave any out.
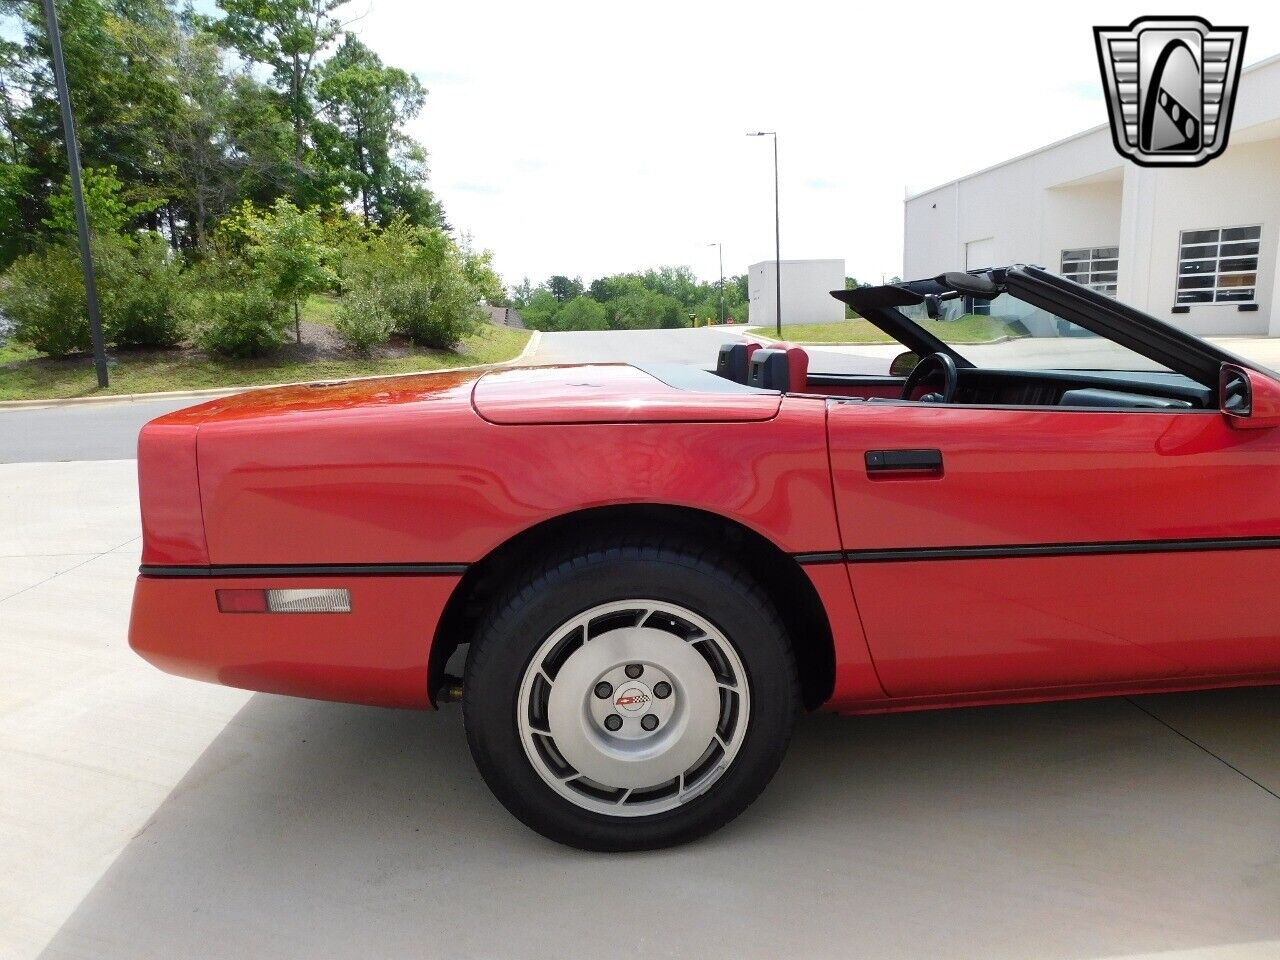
[827,399,1280,698]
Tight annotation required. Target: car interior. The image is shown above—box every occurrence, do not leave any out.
[709,265,1247,411]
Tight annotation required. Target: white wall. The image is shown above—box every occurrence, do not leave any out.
[748,259,845,328]
[904,127,1122,279]
[904,54,1280,337]
[1121,137,1280,336]
[1042,178,1124,265]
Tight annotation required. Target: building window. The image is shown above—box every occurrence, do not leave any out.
[1176,225,1261,304]
[1061,247,1118,297]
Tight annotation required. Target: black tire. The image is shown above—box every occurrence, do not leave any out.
[462,539,799,851]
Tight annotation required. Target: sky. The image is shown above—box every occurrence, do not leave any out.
[350,1,1280,289]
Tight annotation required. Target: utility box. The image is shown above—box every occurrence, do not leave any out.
[748,259,845,328]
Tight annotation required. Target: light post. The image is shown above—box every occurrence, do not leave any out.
[747,131,781,337]
[706,242,723,325]
[40,0,107,388]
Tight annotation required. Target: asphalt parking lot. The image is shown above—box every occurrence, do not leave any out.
[1,457,1278,960]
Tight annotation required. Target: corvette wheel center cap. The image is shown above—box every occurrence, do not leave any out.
[613,682,653,714]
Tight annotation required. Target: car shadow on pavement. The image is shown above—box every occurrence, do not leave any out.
[37,687,1280,960]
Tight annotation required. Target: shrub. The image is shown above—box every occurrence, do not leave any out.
[0,245,90,355]
[0,233,187,356]
[519,288,560,331]
[181,263,291,358]
[334,285,394,353]
[611,288,683,330]
[98,234,184,348]
[221,199,338,341]
[338,221,486,350]
[556,295,608,331]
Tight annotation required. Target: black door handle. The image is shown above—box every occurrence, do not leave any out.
[865,449,943,474]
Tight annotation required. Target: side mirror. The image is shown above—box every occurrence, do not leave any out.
[1220,363,1280,429]
[890,351,921,378]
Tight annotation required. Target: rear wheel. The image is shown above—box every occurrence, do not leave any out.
[462,541,799,851]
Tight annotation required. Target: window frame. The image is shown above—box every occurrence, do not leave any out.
[1174,224,1261,306]
[1060,246,1119,298]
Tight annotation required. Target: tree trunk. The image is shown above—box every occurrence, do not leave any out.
[355,120,370,224]
[291,53,305,197]
[195,190,206,248]
[294,299,301,344]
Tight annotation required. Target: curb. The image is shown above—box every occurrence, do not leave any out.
[0,327,541,411]
[513,328,541,363]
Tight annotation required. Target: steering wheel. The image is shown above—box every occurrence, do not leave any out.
[900,352,958,403]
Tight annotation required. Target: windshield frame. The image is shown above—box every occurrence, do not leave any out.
[835,265,1253,388]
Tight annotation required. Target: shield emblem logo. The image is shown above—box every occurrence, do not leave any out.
[1094,17,1247,167]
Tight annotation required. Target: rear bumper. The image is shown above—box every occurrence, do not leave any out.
[128,573,461,709]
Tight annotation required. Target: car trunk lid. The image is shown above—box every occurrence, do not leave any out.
[471,363,781,425]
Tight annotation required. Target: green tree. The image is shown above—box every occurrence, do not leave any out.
[508,277,535,308]
[316,34,427,226]
[43,165,161,237]
[520,288,559,331]
[212,0,347,201]
[546,274,583,302]
[1,0,184,246]
[556,294,607,331]
[224,198,337,342]
[457,235,505,305]
[843,276,862,319]
[640,265,699,307]
[160,24,241,246]
[611,288,682,330]
[0,159,33,264]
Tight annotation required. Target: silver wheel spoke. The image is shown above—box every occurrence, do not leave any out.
[516,599,751,818]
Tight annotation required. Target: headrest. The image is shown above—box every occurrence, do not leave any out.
[748,344,809,392]
[716,341,760,383]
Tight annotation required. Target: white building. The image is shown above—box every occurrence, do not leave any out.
[904,53,1280,337]
[748,259,845,328]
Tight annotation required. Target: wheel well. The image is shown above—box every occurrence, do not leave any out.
[429,505,836,710]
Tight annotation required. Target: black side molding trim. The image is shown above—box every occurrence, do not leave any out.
[140,562,469,578]
[844,536,1280,563]
[791,552,845,565]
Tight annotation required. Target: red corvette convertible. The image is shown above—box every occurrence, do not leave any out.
[130,265,1280,849]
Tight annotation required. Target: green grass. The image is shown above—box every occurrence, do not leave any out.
[0,322,530,402]
[748,318,896,344]
[0,340,40,365]
[302,294,342,328]
[749,313,1019,345]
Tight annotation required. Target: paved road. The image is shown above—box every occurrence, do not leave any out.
[534,324,893,374]
[0,396,198,464]
[2,460,1278,959]
[532,324,751,365]
[0,328,892,463]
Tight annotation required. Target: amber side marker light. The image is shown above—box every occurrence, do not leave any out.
[216,588,351,613]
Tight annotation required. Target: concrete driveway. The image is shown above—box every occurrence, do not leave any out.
[2,459,1278,960]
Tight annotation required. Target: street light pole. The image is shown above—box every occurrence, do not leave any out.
[40,0,107,388]
[747,131,781,337]
[706,242,723,324]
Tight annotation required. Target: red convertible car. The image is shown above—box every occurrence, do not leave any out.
[130,265,1280,850]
